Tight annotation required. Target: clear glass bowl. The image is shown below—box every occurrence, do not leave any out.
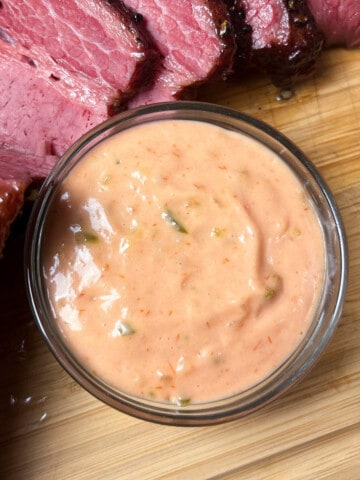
[25,101,348,426]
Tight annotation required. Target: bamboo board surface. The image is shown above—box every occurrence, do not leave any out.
[1,48,360,479]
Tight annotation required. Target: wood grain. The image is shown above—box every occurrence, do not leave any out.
[1,48,360,479]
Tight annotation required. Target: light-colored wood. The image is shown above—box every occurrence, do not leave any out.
[1,48,360,480]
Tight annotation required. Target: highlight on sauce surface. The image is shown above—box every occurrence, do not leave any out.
[42,119,325,405]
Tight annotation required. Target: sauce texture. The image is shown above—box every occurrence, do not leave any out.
[43,120,324,405]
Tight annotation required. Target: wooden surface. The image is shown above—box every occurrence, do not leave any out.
[1,48,360,479]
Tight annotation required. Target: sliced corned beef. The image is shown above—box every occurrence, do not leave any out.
[0,39,108,157]
[307,0,360,48]
[126,0,235,107]
[232,0,324,88]
[0,0,163,255]
[0,146,57,183]
[0,146,57,257]
[0,0,161,106]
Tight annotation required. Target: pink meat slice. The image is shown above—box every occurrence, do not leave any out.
[126,0,235,107]
[307,0,360,48]
[237,0,324,88]
[0,36,107,254]
[0,146,57,182]
[0,0,160,105]
[242,0,290,49]
[0,39,108,157]
[0,145,58,256]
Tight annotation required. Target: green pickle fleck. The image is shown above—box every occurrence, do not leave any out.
[177,397,191,406]
[162,209,188,234]
[74,231,99,244]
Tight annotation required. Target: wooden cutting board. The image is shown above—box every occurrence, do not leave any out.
[1,48,359,480]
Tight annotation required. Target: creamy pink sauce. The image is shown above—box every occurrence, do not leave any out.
[43,120,324,405]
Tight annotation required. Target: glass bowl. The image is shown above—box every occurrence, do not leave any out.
[25,101,348,426]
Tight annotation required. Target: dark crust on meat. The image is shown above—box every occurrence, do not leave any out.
[104,0,162,111]
[230,0,324,88]
[202,0,236,82]
[256,0,324,88]
[224,0,253,71]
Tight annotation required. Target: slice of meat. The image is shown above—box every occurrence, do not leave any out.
[0,146,57,182]
[0,0,161,105]
[0,35,109,255]
[231,0,324,88]
[0,145,57,258]
[0,39,108,157]
[126,0,235,107]
[307,0,360,48]
[0,0,161,256]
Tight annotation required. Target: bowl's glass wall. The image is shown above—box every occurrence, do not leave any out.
[25,102,348,426]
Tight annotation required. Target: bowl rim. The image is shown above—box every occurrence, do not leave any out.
[24,101,348,426]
